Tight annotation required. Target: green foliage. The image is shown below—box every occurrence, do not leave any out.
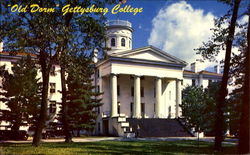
[181,83,222,134]
[181,86,206,132]
[0,55,40,131]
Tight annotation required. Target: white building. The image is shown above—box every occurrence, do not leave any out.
[0,20,222,137]
[0,51,62,131]
[93,20,222,137]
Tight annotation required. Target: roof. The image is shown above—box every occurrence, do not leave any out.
[0,51,37,57]
[184,70,223,77]
[108,45,187,66]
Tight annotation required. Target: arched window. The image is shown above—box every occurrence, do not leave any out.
[121,38,125,47]
[111,38,115,47]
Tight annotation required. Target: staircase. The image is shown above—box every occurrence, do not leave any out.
[126,118,194,137]
[110,114,135,137]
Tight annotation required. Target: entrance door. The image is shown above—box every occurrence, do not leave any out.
[103,119,109,135]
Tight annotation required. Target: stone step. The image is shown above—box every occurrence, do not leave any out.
[124,132,136,138]
[118,117,126,122]
[120,122,129,127]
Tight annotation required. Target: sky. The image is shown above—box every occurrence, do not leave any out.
[105,0,248,71]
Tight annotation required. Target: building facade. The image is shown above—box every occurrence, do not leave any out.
[93,20,222,136]
[0,20,222,136]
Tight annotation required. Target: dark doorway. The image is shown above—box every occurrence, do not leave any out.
[103,119,109,136]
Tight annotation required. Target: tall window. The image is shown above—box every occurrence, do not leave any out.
[192,79,196,86]
[118,102,121,114]
[130,102,134,117]
[117,85,120,96]
[121,38,125,47]
[50,83,56,93]
[111,38,115,47]
[49,101,56,114]
[141,103,145,118]
[50,66,56,76]
[141,87,144,97]
[131,86,134,96]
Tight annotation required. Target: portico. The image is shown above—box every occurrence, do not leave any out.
[109,73,183,119]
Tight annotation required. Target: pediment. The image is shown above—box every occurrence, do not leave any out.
[110,46,187,65]
[125,50,174,63]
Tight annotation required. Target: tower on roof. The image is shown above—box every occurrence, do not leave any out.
[105,20,133,55]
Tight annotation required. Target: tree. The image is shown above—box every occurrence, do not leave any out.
[0,55,40,131]
[238,11,250,154]
[1,0,116,146]
[181,83,221,143]
[196,0,242,150]
[181,86,207,145]
[57,54,102,136]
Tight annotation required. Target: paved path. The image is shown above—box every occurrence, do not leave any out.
[0,137,237,145]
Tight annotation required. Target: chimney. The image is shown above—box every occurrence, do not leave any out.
[214,65,220,74]
[191,62,197,72]
[0,42,3,52]
[191,62,205,73]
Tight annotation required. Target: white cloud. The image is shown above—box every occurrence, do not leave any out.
[148,1,217,68]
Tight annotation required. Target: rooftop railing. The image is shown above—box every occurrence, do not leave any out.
[106,20,132,28]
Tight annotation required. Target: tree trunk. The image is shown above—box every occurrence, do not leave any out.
[238,12,250,154]
[61,64,73,143]
[214,0,241,151]
[32,51,50,146]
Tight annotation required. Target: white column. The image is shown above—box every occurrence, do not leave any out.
[155,77,162,118]
[176,79,181,118]
[111,74,118,117]
[133,75,141,118]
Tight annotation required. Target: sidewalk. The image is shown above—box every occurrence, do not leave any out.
[0,137,237,145]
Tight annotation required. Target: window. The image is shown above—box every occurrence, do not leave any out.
[49,101,56,113]
[98,122,101,132]
[141,103,145,118]
[97,69,100,78]
[141,76,145,80]
[130,102,134,117]
[117,85,120,96]
[168,106,171,118]
[153,103,155,112]
[129,40,131,48]
[97,85,100,93]
[154,87,156,98]
[141,87,144,97]
[118,102,121,114]
[50,83,56,93]
[121,38,125,47]
[192,79,196,86]
[169,91,171,100]
[209,80,212,86]
[111,38,115,46]
[131,86,134,96]
[50,66,56,76]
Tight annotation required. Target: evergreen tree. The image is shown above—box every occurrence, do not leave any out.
[58,54,102,135]
[0,55,40,131]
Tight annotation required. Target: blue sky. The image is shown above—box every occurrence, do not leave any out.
[106,0,230,49]
[104,0,249,70]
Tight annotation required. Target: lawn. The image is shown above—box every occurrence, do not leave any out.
[0,140,236,154]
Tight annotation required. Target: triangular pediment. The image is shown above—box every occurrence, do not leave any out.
[110,46,187,65]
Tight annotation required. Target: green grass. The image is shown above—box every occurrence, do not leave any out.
[0,140,236,154]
